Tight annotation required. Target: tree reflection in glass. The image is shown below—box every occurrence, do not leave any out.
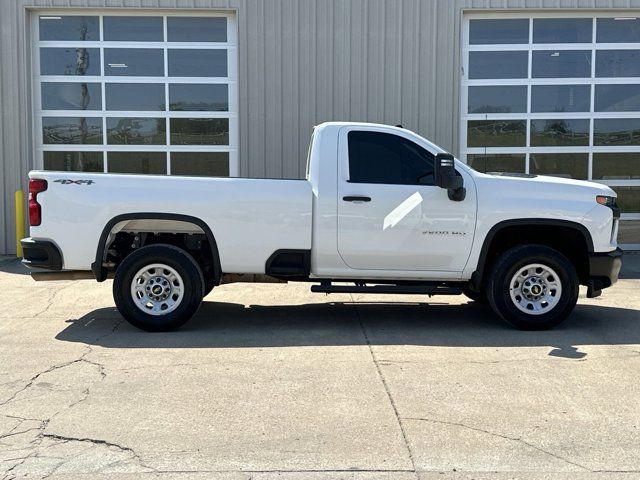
[530,119,589,147]
[107,118,166,145]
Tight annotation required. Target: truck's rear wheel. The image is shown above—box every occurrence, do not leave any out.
[487,245,579,330]
[113,244,204,332]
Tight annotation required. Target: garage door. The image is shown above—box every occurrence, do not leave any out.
[33,11,238,177]
[461,12,640,248]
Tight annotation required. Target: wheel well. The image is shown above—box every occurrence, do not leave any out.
[475,223,591,287]
[93,215,221,284]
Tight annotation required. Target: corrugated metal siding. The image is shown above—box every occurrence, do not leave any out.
[1,0,639,253]
[0,1,30,256]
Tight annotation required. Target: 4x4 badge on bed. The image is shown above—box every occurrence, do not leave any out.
[54,179,95,185]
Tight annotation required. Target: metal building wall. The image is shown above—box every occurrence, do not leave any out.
[1,0,639,254]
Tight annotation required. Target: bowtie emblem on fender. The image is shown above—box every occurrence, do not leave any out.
[54,179,95,185]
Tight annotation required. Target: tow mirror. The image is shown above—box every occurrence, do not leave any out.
[434,153,465,201]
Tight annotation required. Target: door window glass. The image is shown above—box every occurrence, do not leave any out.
[42,117,102,144]
[597,18,640,43]
[168,49,227,77]
[532,50,591,78]
[107,118,166,145]
[107,152,167,174]
[347,131,435,185]
[531,85,591,113]
[466,154,525,173]
[467,120,527,148]
[167,17,227,42]
[596,50,640,77]
[468,51,528,79]
[103,16,163,41]
[169,84,228,111]
[41,82,102,110]
[469,19,529,45]
[105,83,165,111]
[468,86,527,114]
[530,119,590,146]
[533,18,592,43]
[43,151,103,172]
[40,48,100,76]
[170,152,230,176]
[39,16,99,41]
[529,153,589,179]
[592,153,640,180]
[595,85,640,112]
[104,49,164,76]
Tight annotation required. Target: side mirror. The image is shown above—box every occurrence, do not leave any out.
[434,153,465,201]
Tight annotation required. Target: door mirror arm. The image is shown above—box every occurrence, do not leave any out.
[434,153,466,202]
[447,185,466,201]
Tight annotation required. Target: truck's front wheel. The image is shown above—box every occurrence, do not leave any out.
[113,244,204,332]
[487,245,579,330]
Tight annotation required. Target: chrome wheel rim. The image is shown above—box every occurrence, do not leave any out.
[130,263,184,316]
[509,263,562,316]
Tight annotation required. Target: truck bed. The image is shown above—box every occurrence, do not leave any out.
[29,171,313,273]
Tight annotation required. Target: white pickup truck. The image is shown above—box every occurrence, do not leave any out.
[22,122,622,331]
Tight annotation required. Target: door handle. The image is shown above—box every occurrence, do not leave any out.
[343,196,371,203]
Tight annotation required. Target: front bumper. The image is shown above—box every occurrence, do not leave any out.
[586,247,623,298]
[21,238,63,270]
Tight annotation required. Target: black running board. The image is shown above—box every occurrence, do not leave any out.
[310,282,463,295]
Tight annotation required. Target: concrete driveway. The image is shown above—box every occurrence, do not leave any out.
[1,255,639,479]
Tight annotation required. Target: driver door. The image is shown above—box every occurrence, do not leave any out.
[336,126,476,273]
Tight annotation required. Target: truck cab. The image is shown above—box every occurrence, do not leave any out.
[309,122,477,279]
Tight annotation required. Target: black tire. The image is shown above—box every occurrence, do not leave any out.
[462,286,487,304]
[487,245,579,330]
[113,244,204,332]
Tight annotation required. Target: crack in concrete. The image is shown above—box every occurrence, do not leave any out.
[1,390,153,476]
[32,282,80,319]
[0,348,105,408]
[0,427,43,441]
[40,433,137,453]
[404,417,592,472]
[39,433,156,472]
[0,317,156,478]
[2,415,43,423]
[0,311,121,410]
[1,451,37,480]
[349,294,418,479]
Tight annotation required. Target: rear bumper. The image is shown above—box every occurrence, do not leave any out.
[20,238,63,271]
[586,248,623,298]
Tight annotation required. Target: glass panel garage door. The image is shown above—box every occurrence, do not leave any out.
[461,13,640,247]
[33,12,237,177]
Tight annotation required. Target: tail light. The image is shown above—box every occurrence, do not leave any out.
[29,178,48,226]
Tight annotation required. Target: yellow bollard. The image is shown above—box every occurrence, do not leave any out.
[15,190,25,258]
